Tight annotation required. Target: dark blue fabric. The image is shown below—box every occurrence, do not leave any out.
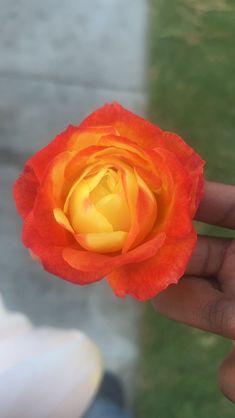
[84,398,133,418]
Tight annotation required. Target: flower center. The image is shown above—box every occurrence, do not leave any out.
[54,164,157,254]
[68,167,131,235]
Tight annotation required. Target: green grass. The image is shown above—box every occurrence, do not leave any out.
[137,308,234,418]
[148,0,235,185]
[137,1,235,416]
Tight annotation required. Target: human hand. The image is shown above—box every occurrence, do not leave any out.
[152,181,235,402]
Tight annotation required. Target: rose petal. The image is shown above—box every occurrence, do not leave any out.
[32,151,76,245]
[79,102,164,150]
[122,172,157,253]
[67,174,113,234]
[26,126,117,181]
[27,125,78,180]
[53,208,74,233]
[63,232,166,277]
[95,193,130,232]
[107,230,197,300]
[147,147,193,239]
[162,131,205,215]
[64,166,108,213]
[64,145,106,183]
[122,171,157,253]
[75,231,128,253]
[95,134,162,192]
[22,213,100,285]
[13,166,39,219]
[68,126,118,152]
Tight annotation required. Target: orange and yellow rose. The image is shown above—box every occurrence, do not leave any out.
[13,103,204,300]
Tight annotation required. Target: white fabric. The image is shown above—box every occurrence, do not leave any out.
[0,296,103,418]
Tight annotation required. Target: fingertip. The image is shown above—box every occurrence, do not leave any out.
[196,181,235,229]
[152,277,235,340]
[218,347,235,404]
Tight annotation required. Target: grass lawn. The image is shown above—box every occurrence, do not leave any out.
[136,1,235,417]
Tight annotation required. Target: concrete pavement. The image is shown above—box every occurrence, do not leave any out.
[0,0,148,404]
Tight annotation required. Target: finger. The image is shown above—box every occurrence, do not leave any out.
[196,181,235,229]
[186,236,235,292]
[219,346,235,403]
[152,276,235,339]
[186,236,235,277]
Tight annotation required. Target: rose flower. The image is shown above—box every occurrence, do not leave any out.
[13,103,204,300]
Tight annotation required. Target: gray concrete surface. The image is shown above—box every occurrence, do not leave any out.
[0,0,148,405]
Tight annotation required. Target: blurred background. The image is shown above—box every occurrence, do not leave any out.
[0,0,235,417]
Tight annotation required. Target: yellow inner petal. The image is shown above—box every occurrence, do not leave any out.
[91,169,131,232]
[75,231,128,253]
[66,167,131,241]
[53,207,74,233]
[54,158,158,253]
[67,179,113,234]
[64,166,108,213]
[96,193,130,232]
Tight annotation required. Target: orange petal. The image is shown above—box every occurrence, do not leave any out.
[98,134,151,167]
[32,151,76,245]
[27,125,78,180]
[63,232,166,275]
[64,145,106,183]
[122,170,157,253]
[107,230,197,301]
[89,137,162,192]
[148,147,193,239]
[53,208,74,233]
[78,102,164,150]
[68,126,118,152]
[23,212,101,285]
[162,131,205,215]
[13,165,39,219]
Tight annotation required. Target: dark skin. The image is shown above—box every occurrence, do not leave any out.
[152,181,235,402]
